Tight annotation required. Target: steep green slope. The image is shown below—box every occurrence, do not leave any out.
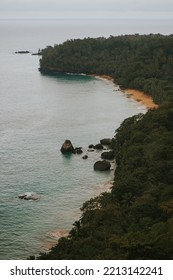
[36,103,173,260]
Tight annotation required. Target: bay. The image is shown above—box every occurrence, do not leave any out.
[0,18,171,259]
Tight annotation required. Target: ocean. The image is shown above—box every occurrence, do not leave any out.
[0,18,172,259]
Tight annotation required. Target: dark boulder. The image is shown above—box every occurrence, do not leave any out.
[94,160,111,171]
[82,155,88,159]
[75,147,83,154]
[60,140,75,154]
[100,138,112,145]
[88,144,94,149]
[101,150,114,160]
[94,143,104,150]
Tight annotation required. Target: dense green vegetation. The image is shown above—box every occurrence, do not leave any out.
[33,34,173,260]
[36,103,173,260]
[40,34,173,104]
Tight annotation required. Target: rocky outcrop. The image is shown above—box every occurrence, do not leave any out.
[88,144,94,149]
[94,143,104,150]
[75,147,83,154]
[100,138,112,146]
[101,150,114,160]
[60,140,75,154]
[93,160,111,171]
[82,155,88,159]
[18,192,39,200]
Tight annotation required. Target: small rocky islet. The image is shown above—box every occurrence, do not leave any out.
[60,138,115,171]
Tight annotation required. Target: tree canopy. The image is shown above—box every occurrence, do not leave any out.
[33,34,173,260]
[40,34,173,104]
[34,102,173,260]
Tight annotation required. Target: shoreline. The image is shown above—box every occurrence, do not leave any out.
[38,74,157,257]
[93,74,158,109]
[41,179,113,253]
[123,88,158,109]
[91,74,114,82]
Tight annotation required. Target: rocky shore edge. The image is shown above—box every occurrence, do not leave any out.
[60,138,115,171]
[40,138,115,254]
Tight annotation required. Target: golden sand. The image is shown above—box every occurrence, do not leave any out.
[124,89,158,109]
[92,74,158,109]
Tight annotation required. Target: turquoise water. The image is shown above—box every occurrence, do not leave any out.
[0,18,171,259]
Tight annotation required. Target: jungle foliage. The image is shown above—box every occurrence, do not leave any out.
[33,34,173,260]
[40,34,173,104]
[36,103,173,260]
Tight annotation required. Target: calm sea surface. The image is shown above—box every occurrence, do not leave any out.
[0,19,172,259]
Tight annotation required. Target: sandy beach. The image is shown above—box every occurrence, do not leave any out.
[124,88,158,109]
[93,74,158,109]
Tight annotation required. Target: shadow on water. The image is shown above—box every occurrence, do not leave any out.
[61,152,74,159]
[40,72,94,83]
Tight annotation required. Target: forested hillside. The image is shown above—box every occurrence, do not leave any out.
[34,34,173,260]
[36,103,173,260]
[40,34,173,104]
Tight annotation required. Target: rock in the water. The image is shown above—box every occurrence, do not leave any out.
[88,144,94,149]
[60,140,75,154]
[82,155,88,159]
[75,147,83,154]
[100,138,112,145]
[18,192,39,200]
[101,150,114,160]
[15,51,30,54]
[94,160,111,171]
[94,143,104,150]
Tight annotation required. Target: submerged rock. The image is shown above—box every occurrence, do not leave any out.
[93,160,111,171]
[18,192,39,201]
[60,140,75,154]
